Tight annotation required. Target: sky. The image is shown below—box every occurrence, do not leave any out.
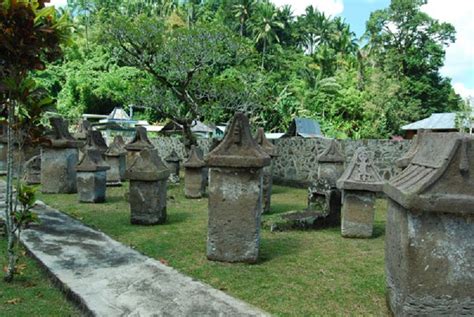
[48,0,474,98]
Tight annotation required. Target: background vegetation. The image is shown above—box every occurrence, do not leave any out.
[33,0,464,139]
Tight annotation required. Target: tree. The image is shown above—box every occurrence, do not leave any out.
[0,0,69,282]
[365,0,462,128]
[233,0,255,37]
[249,3,284,70]
[103,15,249,148]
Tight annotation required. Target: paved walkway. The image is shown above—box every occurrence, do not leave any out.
[0,182,268,316]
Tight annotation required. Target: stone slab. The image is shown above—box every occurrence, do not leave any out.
[0,182,269,317]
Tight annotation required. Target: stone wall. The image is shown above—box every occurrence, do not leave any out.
[118,136,411,187]
[272,138,411,187]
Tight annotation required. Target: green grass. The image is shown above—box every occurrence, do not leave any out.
[33,180,389,316]
[0,240,80,316]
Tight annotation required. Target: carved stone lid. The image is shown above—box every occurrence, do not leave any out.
[255,128,278,157]
[165,149,180,162]
[125,149,170,181]
[318,139,344,163]
[205,113,271,168]
[105,135,126,157]
[84,130,108,154]
[77,148,110,172]
[184,145,205,168]
[336,147,383,192]
[384,132,474,214]
[45,117,80,148]
[125,126,154,152]
[396,129,430,169]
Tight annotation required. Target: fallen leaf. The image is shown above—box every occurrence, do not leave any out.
[159,258,169,266]
[6,298,21,305]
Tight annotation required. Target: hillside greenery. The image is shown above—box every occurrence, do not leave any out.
[33,0,464,139]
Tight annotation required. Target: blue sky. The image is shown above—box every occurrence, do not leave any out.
[48,0,474,98]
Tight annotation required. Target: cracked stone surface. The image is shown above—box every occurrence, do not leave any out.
[0,181,269,317]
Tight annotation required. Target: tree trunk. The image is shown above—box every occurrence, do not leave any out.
[261,41,266,70]
[181,121,197,153]
[4,99,16,282]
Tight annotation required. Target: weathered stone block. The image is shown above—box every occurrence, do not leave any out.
[207,167,262,263]
[255,128,278,214]
[76,148,109,203]
[105,155,125,186]
[125,149,169,225]
[23,154,41,185]
[41,147,78,193]
[385,200,474,316]
[77,171,107,203]
[205,113,270,263]
[129,180,167,225]
[341,191,375,238]
[337,147,383,238]
[384,132,474,316]
[184,168,205,198]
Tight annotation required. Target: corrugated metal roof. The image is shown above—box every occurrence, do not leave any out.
[402,113,473,130]
[284,118,322,137]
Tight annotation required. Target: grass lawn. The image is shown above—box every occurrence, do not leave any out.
[0,240,80,316]
[32,180,389,316]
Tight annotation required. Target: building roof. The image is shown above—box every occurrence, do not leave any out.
[107,107,131,121]
[284,118,322,138]
[401,112,473,131]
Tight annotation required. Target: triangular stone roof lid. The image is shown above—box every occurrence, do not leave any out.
[336,147,383,192]
[396,129,431,168]
[165,149,180,162]
[77,148,110,172]
[184,145,205,168]
[205,113,271,168]
[84,130,108,154]
[105,135,126,157]
[125,149,170,181]
[46,117,80,148]
[125,126,154,151]
[75,120,91,140]
[384,132,474,213]
[318,139,344,163]
[255,128,278,157]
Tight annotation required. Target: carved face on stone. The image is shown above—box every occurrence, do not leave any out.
[232,120,243,145]
[357,151,370,181]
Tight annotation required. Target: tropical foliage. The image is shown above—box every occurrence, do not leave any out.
[31,0,464,139]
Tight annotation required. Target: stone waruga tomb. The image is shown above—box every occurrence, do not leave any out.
[83,129,108,156]
[336,147,383,238]
[76,148,110,203]
[41,117,80,194]
[125,149,170,225]
[165,149,181,184]
[23,154,41,185]
[384,132,473,316]
[308,139,345,225]
[183,145,206,199]
[104,135,127,186]
[125,126,154,167]
[255,128,278,214]
[205,112,270,263]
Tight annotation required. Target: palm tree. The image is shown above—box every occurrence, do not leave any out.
[250,3,284,70]
[233,0,255,37]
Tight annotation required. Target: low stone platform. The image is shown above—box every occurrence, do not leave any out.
[0,182,268,316]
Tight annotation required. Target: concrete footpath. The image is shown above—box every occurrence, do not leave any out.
[0,182,269,316]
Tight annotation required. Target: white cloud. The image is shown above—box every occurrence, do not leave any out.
[453,83,474,99]
[46,0,68,8]
[421,0,474,93]
[271,0,344,17]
